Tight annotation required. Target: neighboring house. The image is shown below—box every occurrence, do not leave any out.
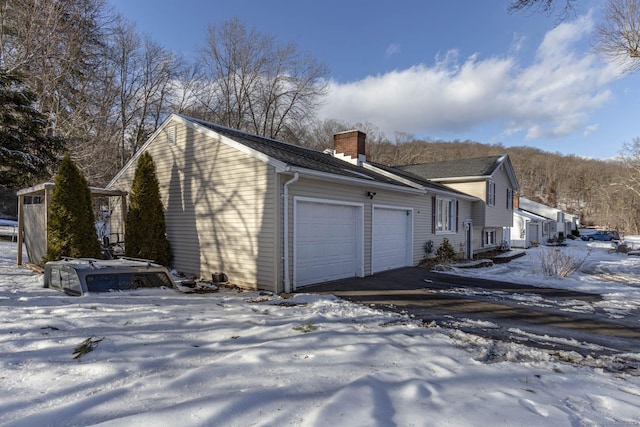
[107,114,476,293]
[397,156,520,254]
[510,208,551,248]
[518,197,579,240]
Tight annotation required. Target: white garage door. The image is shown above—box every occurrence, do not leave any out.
[295,201,361,287]
[372,207,411,273]
[527,223,539,247]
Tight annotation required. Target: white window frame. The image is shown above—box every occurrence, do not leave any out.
[436,197,456,234]
[484,229,496,246]
[506,188,513,210]
[487,181,495,206]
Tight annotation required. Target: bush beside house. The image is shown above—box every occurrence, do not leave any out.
[125,153,171,266]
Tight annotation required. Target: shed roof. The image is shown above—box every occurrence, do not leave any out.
[17,182,127,197]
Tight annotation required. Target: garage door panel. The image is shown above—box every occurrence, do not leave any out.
[295,201,360,287]
[372,207,411,273]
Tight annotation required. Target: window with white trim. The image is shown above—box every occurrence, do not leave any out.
[484,229,496,246]
[436,197,456,233]
[487,181,495,206]
[506,188,513,210]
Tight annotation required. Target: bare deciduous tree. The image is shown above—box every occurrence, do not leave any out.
[508,0,577,18]
[595,0,640,73]
[197,18,328,139]
[107,15,183,168]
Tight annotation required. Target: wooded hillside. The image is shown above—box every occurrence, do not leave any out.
[289,121,635,233]
[369,140,637,233]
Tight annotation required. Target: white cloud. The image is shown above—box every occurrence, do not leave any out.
[385,43,401,58]
[319,14,621,142]
[584,124,599,136]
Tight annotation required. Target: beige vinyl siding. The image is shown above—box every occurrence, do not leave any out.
[443,181,485,225]
[486,168,514,227]
[443,174,514,229]
[444,181,485,201]
[110,119,278,291]
[429,196,473,259]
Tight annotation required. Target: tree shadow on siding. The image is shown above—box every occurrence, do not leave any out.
[166,124,274,289]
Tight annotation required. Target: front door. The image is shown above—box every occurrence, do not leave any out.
[464,220,473,259]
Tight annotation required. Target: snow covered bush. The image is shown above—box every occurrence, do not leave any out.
[46,154,102,263]
[538,248,583,278]
[125,152,171,266]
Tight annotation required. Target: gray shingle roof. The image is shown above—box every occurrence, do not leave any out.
[398,156,504,180]
[367,161,474,197]
[182,115,416,188]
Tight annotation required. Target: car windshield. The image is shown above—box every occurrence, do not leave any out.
[85,272,174,292]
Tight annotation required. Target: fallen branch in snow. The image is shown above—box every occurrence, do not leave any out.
[72,336,105,359]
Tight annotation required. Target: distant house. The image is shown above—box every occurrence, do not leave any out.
[107,114,476,293]
[510,208,551,248]
[517,197,579,240]
[397,156,520,254]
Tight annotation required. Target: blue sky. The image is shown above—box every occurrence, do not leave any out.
[108,0,640,160]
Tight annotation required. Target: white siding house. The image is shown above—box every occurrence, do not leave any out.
[518,197,579,240]
[510,209,551,248]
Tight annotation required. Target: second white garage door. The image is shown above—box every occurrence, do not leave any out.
[372,206,412,273]
[295,200,363,288]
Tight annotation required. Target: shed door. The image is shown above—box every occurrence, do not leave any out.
[372,207,412,273]
[295,201,360,288]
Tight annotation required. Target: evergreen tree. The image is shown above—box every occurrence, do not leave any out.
[125,153,171,266]
[0,69,64,189]
[46,154,102,263]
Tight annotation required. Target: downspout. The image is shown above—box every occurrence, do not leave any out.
[283,172,299,293]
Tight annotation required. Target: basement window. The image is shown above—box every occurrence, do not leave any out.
[484,229,496,246]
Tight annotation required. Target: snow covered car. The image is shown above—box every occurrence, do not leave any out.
[580,230,620,242]
[44,257,176,296]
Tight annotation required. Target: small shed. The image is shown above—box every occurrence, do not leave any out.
[16,183,128,266]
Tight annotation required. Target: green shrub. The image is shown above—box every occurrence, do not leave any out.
[435,238,457,264]
[125,153,171,266]
[45,154,102,263]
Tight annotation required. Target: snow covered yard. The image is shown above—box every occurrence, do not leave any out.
[1,241,640,426]
[446,237,640,319]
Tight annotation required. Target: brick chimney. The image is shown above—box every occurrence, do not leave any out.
[513,194,519,209]
[333,130,366,162]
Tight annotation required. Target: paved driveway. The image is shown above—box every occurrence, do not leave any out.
[301,267,640,358]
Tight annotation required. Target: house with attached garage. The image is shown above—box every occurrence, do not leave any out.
[517,196,579,241]
[510,207,551,249]
[396,156,520,255]
[106,114,476,293]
